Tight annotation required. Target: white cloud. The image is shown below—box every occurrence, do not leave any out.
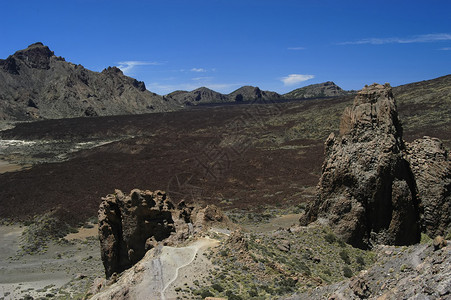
[439,47,451,50]
[191,68,207,72]
[192,77,213,81]
[288,47,306,50]
[117,61,161,75]
[281,74,315,86]
[338,33,451,45]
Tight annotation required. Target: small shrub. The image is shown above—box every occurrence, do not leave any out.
[200,289,214,298]
[356,255,365,266]
[343,266,353,278]
[211,283,224,292]
[339,250,351,265]
[226,290,243,300]
[324,233,336,244]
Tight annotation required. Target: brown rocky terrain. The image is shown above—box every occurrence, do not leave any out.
[0,43,179,121]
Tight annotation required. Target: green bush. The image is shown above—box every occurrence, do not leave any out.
[343,266,353,278]
[200,289,214,298]
[226,290,243,300]
[356,255,365,266]
[324,232,336,244]
[211,283,224,292]
[339,250,351,265]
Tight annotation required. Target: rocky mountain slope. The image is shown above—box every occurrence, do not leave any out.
[0,43,179,121]
[165,87,229,106]
[283,81,353,99]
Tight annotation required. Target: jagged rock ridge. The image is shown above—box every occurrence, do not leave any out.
[0,42,179,121]
[300,83,451,248]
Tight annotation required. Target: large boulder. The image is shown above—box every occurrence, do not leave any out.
[300,83,421,248]
[98,189,230,278]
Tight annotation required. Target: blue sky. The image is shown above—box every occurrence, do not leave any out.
[1,0,450,95]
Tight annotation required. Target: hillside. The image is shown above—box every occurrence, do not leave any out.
[165,87,229,106]
[283,81,352,99]
[0,43,179,121]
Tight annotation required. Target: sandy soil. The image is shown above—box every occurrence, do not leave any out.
[0,160,24,174]
[0,225,103,299]
[65,224,98,241]
[91,237,220,300]
[245,213,302,232]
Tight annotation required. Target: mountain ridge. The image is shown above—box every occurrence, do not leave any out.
[0,42,180,121]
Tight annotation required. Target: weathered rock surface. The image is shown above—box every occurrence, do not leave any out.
[407,137,451,237]
[0,43,179,121]
[300,84,422,248]
[98,189,230,278]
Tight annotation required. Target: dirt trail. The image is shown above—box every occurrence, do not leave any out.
[91,237,219,300]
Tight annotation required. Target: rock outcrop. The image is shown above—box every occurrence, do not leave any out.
[300,83,421,248]
[0,43,179,121]
[98,189,230,278]
[407,137,451,237]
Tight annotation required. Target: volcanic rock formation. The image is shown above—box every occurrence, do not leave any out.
[98,189,230,278]
[300,83,422,248]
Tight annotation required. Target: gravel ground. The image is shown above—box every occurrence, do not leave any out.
[0,225,103,300]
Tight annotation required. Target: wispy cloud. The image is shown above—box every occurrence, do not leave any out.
[192,76,213,81]
[281,74,314,86]
[191,68,207,72]
[439,47,451,50]
[117,61,161,75]
[288,47,306,50]
[338,33,451,45]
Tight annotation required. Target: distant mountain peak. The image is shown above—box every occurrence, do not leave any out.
[284,81,351,99]
[0,43,177,121]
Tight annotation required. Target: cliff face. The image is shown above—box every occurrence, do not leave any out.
[0,43,178,121]
[300,83,451,249]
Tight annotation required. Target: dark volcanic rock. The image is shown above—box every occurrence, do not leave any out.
[98,188,231,278]
[300,83,421,248]
[0,43,178,121]
[407,137,451,237]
